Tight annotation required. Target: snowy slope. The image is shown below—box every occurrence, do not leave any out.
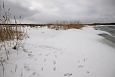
[0,27,115,77]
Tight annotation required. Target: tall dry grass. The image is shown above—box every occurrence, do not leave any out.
[30,21,84,30]
[0,2,27,75]
[47,21,84,30]
[0,1,28,75]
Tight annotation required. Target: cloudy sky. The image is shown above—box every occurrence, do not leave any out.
[1,0,115,23]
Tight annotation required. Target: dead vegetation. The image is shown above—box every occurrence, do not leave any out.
[29,22,84,30]
[0,26,25,42]
[0,2,27,75]
[0,1,26,41]
[47,23,84,30]
[0,2,28,76]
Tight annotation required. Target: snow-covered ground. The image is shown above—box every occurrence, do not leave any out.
[0,26,115,77]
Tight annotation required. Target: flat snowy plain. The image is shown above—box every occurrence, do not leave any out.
[0,26,115,77]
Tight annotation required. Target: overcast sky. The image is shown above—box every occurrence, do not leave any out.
[1,0,115,23]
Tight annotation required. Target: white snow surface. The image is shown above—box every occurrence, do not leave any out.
[0,27,115,77]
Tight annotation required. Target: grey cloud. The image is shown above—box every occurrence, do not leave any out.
[0,0,38,19]
[1,0,115,23]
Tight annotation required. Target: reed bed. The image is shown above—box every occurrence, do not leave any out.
[0,2,27,74]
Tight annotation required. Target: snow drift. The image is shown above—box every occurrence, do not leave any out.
[0,27,115,77]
